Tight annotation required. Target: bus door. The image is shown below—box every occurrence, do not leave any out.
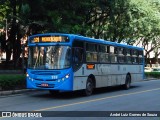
[72,47,84,72]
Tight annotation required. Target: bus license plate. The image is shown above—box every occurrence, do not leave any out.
[41,83,49,87]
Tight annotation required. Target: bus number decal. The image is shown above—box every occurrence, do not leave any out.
[52,76,58,79]
[34,37,39,42]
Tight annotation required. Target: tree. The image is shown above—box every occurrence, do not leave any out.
[128,0,160,64]
[0,0,24,68]
[1,0,160,68]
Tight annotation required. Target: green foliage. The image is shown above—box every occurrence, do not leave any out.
[0,74,26,90]
[105,0,131,42]
[145,72,160,78]
[0,0,160,65]
[127,0,160,61]
[0,0,10,28]
[0,0,160,37]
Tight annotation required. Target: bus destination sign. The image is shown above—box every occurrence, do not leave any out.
[32,36,69,43]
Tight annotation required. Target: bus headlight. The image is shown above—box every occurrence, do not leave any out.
[26,73,34,81]
[29,77,34,81]
[58,74,70,82]
[58,79,61,82]
[26,73,29,77]
[65,74,70,79]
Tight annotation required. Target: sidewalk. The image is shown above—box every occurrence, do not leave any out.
[0,89,35,96]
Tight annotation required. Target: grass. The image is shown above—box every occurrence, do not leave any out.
[145,72,160,79]
[0,74,26,91]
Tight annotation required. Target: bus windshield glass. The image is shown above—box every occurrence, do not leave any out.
[28,46,71,69]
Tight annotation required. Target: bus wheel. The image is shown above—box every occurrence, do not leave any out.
[49,90,59,95]
[84,78,94,96]
[123,74,131,90]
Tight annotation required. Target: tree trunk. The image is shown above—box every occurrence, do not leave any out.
[10,0,17,68]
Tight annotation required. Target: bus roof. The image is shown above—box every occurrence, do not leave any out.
[29,33,143,51]
[72,34,143,51]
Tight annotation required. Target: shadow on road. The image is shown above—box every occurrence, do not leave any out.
[29,85,140,99]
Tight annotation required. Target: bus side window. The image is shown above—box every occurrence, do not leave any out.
[118,47,125,63]
[99,45,105,62]
[99,45,110,63]
[138,50,143,64]
[110,46,118,63]
[132,50,138,64]
[86,43,98,62]
[126,49,132,64]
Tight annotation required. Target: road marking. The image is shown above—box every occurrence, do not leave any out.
[34,87,160,111]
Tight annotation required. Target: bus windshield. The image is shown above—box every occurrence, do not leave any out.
[28,46,71,70]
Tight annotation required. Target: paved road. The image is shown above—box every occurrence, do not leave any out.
[0,80,160,120]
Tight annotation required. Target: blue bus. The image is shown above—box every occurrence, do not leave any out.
[26,33,144,96]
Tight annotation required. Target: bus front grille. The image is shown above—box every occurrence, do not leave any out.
[35,79,56,81]
[35,79,43,81]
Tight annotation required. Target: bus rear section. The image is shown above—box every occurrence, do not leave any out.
[71,38,144,95]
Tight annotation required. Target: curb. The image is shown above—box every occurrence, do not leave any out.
[0,89,35,96]
[143,78,158,81]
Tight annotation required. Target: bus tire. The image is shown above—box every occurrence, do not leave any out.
[84,78,94,96]
[123,74,131,90]
[49,90,59,95]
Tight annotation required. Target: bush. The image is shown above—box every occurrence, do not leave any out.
[145,72,160,79]
[0,74,26,91]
